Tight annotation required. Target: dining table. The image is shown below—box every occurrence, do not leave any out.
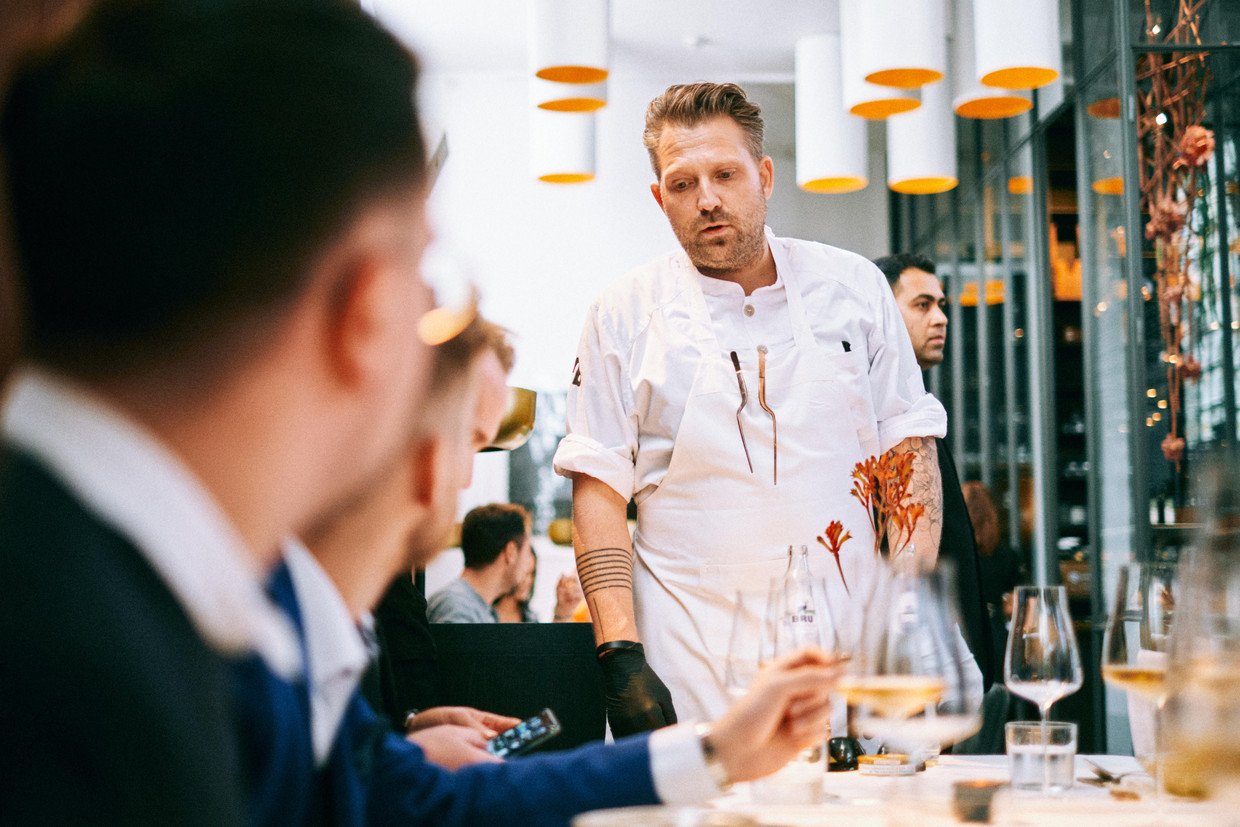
[714,755,1218,825]
[576,754,1221,826]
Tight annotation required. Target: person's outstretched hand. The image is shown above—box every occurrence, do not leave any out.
[598,643,677,736]
[709,648,844,784]
[407,724,500,769]
[404,706,521,738]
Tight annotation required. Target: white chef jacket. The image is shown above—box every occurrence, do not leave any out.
[553,229,946,500]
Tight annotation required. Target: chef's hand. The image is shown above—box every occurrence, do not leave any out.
[597,642,677,736]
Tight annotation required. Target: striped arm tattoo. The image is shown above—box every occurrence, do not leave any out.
[578,546,634,598]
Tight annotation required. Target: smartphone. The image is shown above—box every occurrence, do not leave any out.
[486,708,562,758]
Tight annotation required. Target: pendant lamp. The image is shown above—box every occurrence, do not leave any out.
[839,0,920,119]
[839,0,946,89]
[952,0,1032,118]
[529,0,609,84]
[1089,115,1124,195]
[795,35,868,193]
[972,0,1061,89]
[887,69,958,194]
[531,108,595,184]
[533,76,607,112]
[1008,144,1033,195]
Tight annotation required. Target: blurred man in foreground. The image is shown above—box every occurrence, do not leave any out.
[0,1,438,823]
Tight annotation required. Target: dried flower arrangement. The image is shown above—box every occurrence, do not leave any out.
[1136,0,1215,467]
[847,450,924,559]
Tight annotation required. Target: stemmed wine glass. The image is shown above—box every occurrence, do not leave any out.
[1004,585,1083,793]
[842,561,981,758]
[1005,585,1083,725]
[1101,561,1176,797]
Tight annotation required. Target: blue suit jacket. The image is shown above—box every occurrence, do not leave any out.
[248,564,662,827]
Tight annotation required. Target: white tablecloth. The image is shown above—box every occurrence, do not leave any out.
[713,755,1218,825]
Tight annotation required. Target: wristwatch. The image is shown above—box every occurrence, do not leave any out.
[695,722,732,792]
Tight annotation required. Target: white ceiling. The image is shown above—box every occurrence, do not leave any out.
[366,1,842,82]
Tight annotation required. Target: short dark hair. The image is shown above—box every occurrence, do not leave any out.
[873,253,937,288]
[1,0,426,380]
[643,82,764,179]
[460,503,529,570]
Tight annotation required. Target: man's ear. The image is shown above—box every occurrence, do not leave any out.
[503,539,520,565]
[323,250,400,389]
[408,437,439,509]
[650,181,666,212]
[759,155,774,200]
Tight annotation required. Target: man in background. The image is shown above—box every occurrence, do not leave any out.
[427,503,535,624]
[875,252,994,691]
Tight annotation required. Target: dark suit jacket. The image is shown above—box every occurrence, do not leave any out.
[365,572,439,723]
[258,562,662,827]
[0,449,246,826]
[936,437,995,690]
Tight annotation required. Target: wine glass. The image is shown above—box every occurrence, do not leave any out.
[1004,585,1083,725]
[724,588,774,702]
[1162,511,1240,811]
[1101,561,1176,796]
[842,562,981,759]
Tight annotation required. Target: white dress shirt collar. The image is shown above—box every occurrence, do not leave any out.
[2,368,301,678]
[281,536,371,766]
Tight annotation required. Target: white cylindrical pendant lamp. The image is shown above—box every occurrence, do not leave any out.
[531,108,596,184]
[839,0,946,88]
[887,74,957,194]
[973,0,1061,89]
[839,0,920,118]
[952,0,1032,118]
[529,0,609,84]
[532,76,607,112]
[795,35,868,194]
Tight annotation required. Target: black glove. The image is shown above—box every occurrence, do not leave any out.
[597,641,677,737]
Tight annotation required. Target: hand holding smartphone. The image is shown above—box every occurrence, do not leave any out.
[485,708,561,758]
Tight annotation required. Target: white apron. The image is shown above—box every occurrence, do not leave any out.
[632,245,882,724]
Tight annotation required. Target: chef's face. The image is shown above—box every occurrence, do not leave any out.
[892,268,948,371]
[650,116,773,277]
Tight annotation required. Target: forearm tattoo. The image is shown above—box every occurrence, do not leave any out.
[577,546,634,598]
[906,436,943,544]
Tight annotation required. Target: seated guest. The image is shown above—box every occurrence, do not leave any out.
[493,549,587,623]
[0,0,441,822]
[427,503,535,624]
[307,314,523,769]
[272,299,850,822]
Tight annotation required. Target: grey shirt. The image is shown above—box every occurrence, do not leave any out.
[426,577,497,624]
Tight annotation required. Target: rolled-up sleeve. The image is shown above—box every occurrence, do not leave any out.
[865,267,948,453]
[552,302,638,502]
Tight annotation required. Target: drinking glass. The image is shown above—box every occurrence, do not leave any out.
[842,562,981,758]
[1101,561,1176,796]
[1004,585,1083,726]
[1162,490,1240,813]
[724,588,773,701]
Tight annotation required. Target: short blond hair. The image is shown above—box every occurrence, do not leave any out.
[642,82,765,178]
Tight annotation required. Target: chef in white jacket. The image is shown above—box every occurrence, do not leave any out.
[553,82,960,735]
